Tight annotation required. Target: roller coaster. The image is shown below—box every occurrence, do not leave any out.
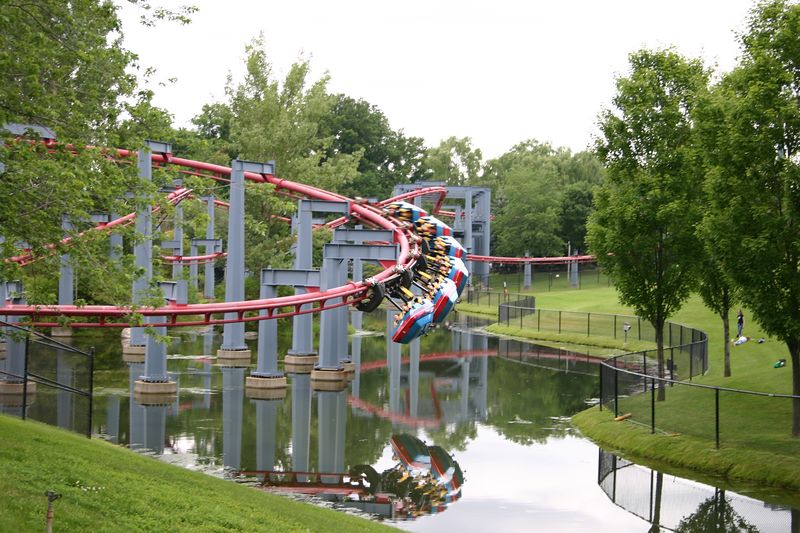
[0,138,594,346]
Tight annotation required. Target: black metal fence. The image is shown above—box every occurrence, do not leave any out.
[0,321,94,437]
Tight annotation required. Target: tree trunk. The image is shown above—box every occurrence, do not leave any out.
[791,340,800,437]
[722,309,731,377]
[656,321,665,401]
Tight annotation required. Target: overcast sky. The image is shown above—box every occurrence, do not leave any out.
[117,0,755,159]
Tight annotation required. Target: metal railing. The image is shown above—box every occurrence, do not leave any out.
[0,320,94,438]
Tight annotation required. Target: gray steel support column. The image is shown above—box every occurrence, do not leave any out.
[317,256,345,370]
[524,252,532,289]
[220,160,248,352]
[479,189,492,286]
[253,282,281,377]
[350,245,364,330]
[128,363,145,451]
[222,366,245,469]
[189,244,198,291]
[143,404,166,454]
[109,212,123,261]
[570,252,579,288]
[5,289,26,382]
[106,395,120,444]
[290,373,312,476]
[464,189,474,285]
[409,338,420,418]
[336,259,350,364]
[142,314,169,382]
[290,208,314,356]
[318,390,339,483]
[131,142,167,348]
[202,196,216,299]
[58,215,74,306]
[56,353,74,429]
[255,397,280,471]
[171,202,184,280]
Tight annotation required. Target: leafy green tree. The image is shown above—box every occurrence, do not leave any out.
[696,0,800,434]
[319,95,427,201]
[425,136,483,186]
[588,49,708,399]
[676,490,758,533]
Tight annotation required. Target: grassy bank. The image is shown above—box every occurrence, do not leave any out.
[0,415,391,532]
[526,287,800,491]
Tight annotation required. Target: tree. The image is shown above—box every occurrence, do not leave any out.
[588,49,708,399]
[676,489,758,533]
[425,136,483,186]
[696,0,800,435]
[319,95,427,201]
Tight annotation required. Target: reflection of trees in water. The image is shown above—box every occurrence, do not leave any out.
[676,489,758,533]
[487,357,598,445]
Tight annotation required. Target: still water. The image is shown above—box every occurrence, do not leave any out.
[27,312,800,532]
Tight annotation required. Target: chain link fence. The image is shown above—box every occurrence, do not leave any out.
[0,321,94,437]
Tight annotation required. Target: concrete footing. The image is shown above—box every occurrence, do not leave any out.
[217,348,252,363]
[310,368,347,391]
[134,392,177,406]
[122,341,146,356]
[245,375,287,390]
[245,386,288,401]
[341,361,356,373]
[133,380,177,396]
[50,327,73,338]
[284,352,317,374]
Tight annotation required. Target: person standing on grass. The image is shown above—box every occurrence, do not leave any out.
[737,309,744,337]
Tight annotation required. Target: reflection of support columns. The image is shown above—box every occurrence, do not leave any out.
[222,366,245,470]
[351,336,362,399]
[478,336,489,420]
[219,160,270,362]
[460,358,471,421]
[56,353,74,429]
[409,338,420,418]
[53,215,74,337]
[524,252,532,290]
[318,389,346,484]
[202,196,216,299]
[290,373,312,478]
[387,311,401,416]
[106,395,120,444]
[254,397,281,471]
[247,271,287,396]
[128,363,145,451]
[143,404,166,455]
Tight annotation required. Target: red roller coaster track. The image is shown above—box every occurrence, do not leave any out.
[0,146,595,328]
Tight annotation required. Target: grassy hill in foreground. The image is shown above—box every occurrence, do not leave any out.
[0,415,392,532]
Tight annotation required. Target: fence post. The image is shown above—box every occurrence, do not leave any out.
[599,364,603,412]
[638,317,641,340]
[614,363,619,417]
[537,309,541,331]
[715,388,720,449]
[614,315,617,339]
[689,349,694,382]
[587,313,591,336]
[651,377,655,434]
[87,347,95,439]
[558,311,562,334]
[22,334,30,421]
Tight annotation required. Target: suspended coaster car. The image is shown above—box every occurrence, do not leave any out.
[384,201,428,223]
[391,298,435,344]
[425,255,469,296]
[428,235,466,259]
[414,215,452,239]
[430,278,458,324]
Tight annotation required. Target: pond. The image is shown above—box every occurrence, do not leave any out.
[12,311,800,532]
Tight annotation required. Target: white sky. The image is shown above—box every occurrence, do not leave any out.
[117,0,755,159]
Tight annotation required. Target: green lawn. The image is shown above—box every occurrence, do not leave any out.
[473,284,800,492]
[0,415,392,532]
